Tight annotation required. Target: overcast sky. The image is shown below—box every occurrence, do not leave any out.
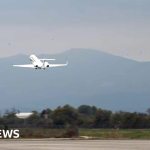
[0,0,150,61]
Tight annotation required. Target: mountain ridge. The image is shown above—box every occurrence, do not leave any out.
[0,49,149,113]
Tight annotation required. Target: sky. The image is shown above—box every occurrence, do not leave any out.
[0,0,150,61]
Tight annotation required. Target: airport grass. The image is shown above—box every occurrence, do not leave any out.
[1,128,150,139]
[79,129,150,139]
[18,128,68,138]
[15,128,150,139]
[17,128,78,139]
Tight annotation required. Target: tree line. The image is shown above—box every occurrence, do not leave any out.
[1,105,150,129]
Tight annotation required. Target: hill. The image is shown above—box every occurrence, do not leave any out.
[0,49,150,113]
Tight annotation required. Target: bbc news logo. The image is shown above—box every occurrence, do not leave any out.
[0,130,19,138]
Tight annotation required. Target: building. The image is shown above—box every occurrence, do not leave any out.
[15,112,34,119]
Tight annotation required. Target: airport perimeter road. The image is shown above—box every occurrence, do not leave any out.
[0,140,150,150]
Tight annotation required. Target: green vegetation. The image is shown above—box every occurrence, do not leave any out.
[18,128,77,138]
[1,105,150,139]
[79,129,150,139]
[1,105,150,129]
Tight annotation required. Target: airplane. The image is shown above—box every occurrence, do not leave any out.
[13,54,68,70]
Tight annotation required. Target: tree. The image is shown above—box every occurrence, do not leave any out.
[77,113,94,127]
[91,106,97,115]
[110,112,121,128]
[120,112,136,128]
[31,110,38,115]
[51,105,78,125]
[41,109,46,118]
[46,108,52,118]
[94,109,112,128]
[26,114,41,125]
[78,105,93,116]
[6,113,16,119]
[145,115,150,128]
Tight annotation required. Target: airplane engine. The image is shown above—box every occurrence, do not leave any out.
[44,62,49,67]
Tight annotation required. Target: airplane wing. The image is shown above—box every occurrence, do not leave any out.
[13,64,35,68]
[39,59,55,61]
[48,61,68,67]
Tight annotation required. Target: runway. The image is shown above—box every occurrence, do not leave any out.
[0,140,149,150]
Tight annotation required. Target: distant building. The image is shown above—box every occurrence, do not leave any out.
[15,112,34,119]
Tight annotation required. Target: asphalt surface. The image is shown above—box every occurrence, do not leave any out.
[0,140,149,150]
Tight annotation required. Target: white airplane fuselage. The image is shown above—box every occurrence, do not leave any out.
[29,55,49,70]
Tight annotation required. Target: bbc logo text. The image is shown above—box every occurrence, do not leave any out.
[0,130,19,138]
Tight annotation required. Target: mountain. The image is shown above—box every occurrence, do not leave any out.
[0,49,150,113]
